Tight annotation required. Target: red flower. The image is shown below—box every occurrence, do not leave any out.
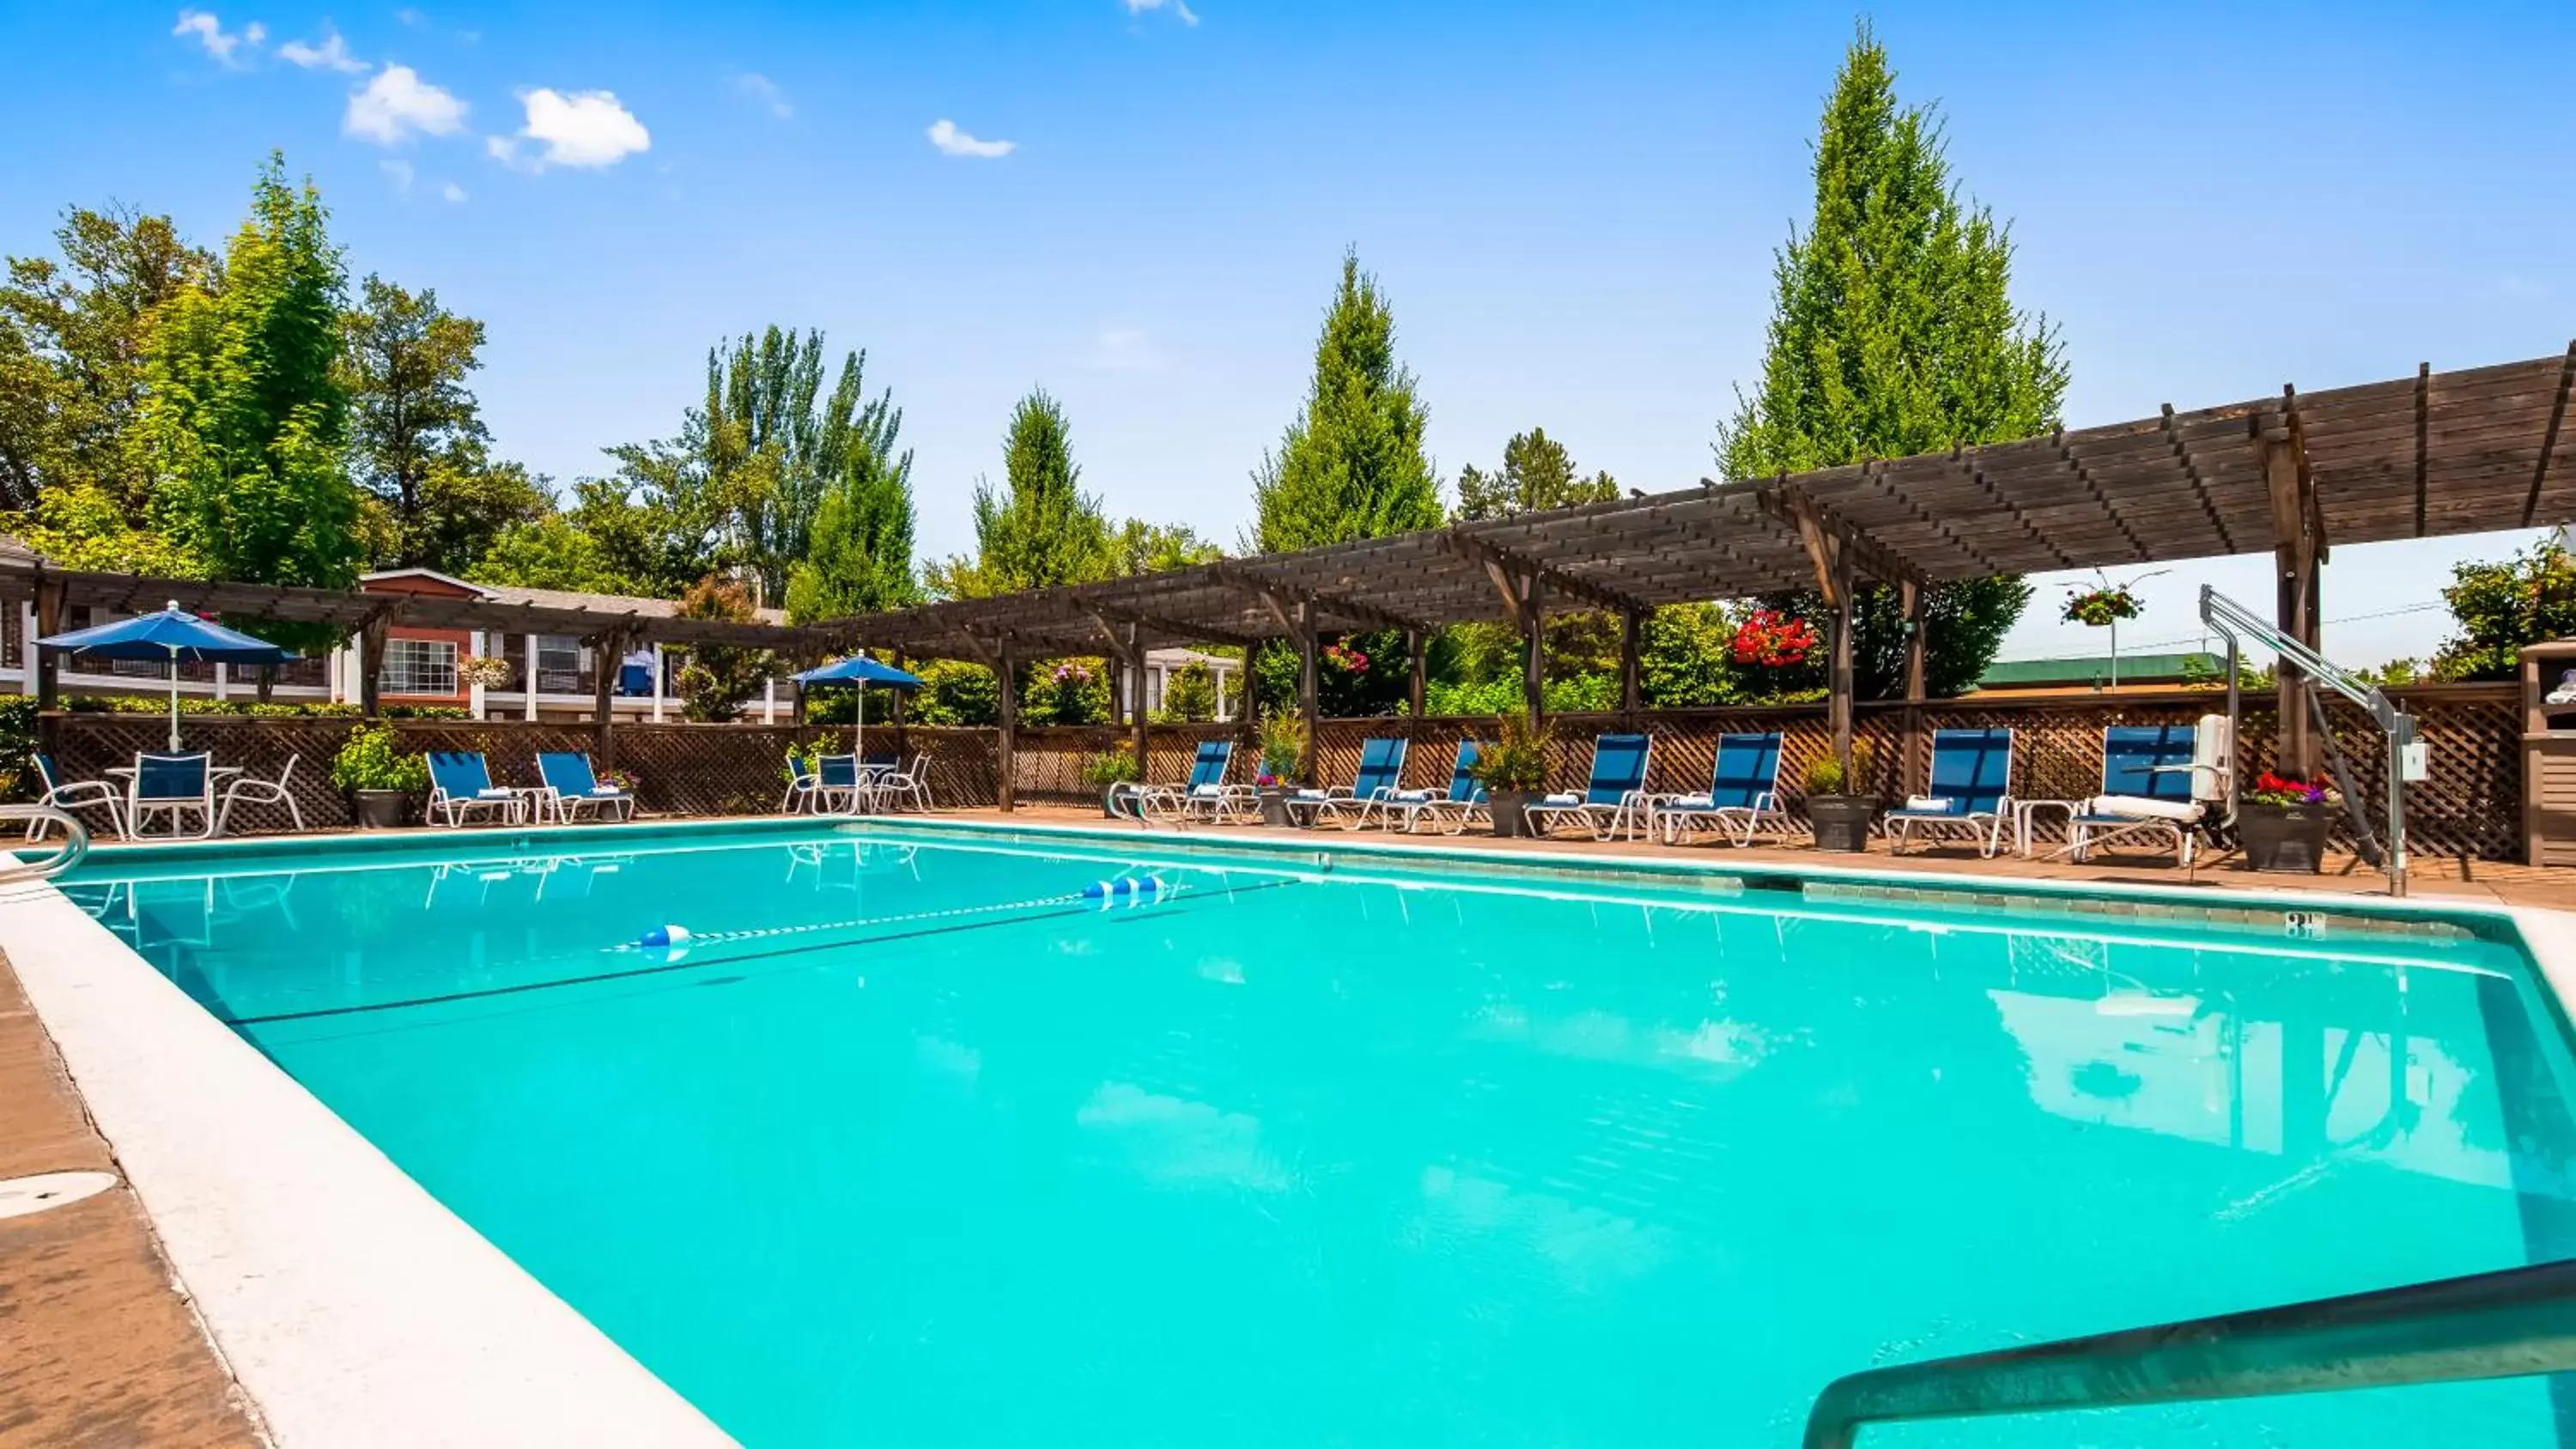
[1730,609,1816,668]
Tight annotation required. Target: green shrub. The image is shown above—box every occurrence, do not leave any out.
[331,724,429,794]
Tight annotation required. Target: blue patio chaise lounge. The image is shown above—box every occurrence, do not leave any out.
[1525,732,1653,840]
[1300,737,1411,828]
[537,751,636,823]
[1883,728,2015,858]
[1652,731,1787,846]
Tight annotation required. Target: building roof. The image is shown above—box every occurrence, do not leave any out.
[1976,652,2220,688]
[360,569,790,627]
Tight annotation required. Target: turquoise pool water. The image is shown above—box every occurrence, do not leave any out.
[58,822,2576,1446]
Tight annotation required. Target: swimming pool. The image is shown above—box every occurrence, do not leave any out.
[55,819,2576,1446]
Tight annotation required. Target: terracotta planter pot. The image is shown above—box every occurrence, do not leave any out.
[2239,800,2333,873]
[1807,795,1880,852]
[351,789,410,829]
[1487,788,1540,838]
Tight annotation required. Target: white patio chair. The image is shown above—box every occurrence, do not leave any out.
[215,754,305,835]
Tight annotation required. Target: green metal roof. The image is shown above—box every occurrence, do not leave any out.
[1977,652,2220,687]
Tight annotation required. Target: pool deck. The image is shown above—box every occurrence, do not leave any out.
[4,805,2571,1443]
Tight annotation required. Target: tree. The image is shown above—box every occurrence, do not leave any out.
[1110,518,1222,576]
[1453,427,1617,522]
[669,574,775,721]
[1250,250,1444,553]
[467,511,640,595]
[1715,27,2066,698]
[0,205,214,514]
[136,156,365,646]
[702,328,914,604]
[1158,661,1218,721]
[928,389,1112,598]
[2432,539,2576,681]
[338,275,547,572]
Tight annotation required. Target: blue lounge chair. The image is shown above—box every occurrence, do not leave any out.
[2054,723,2219,865]
[30,754,125,840]
[1301,737,1411,828]
[813,755,864,814]
[1525,732,1653,840]
[1133,740,1253,822]
[425,751,532,828]
[1384,741,1487,834]
[1652,732,1786,846]
[127,752,215,840]
[537,751,635,823]
[1884,728,2015,857]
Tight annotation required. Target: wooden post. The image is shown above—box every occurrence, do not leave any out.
[33,579,64,716]
[1124,626,1148,778]
[358,612,390,718]
[1522,576,1546,726]
[889,650,909,754]
[590,627,621,766]
[1900,579,1928,795]
[1107,657,1126,727]
[1830,561,1856,779]
[1297,601,1320,782]
[2264,430,2321,779]
[994,637,1017,813]
[1238,641,1262,755]
[1406,628,1426,720]
[1619,606,1643,727]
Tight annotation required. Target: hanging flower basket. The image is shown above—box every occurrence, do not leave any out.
[458,655,514,688]
[2061,586,2142,627]
[1730,609,1817,668]
[1322,640,1370,674]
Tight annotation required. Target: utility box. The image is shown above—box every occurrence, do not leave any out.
[2520,640,2576,866]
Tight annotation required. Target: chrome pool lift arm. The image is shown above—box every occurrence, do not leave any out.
[2200,584,2415,897]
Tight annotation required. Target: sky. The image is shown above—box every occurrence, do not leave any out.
[6,1,2574,670]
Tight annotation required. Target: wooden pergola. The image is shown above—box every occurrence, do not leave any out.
[5,348,2567,798]
[828,348,2576,804]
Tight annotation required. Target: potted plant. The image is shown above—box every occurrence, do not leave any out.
[1803,738,1879,852]
[2239,770,2337,873]
[332,724,428,828]
[1467,713,1551,838]
[1254,715,1308,827]
[1079,744,1143,817]
[458,655,515,689]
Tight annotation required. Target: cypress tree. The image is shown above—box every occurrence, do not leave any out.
[1250,250,1443,553]
[933,388,1111,597]
[1716,27,2067,697]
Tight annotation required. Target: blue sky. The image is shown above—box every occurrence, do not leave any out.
[6,1,2573,667]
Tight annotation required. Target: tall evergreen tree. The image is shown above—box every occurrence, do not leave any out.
[1454,427,1617,522]
[1716,27,2066,697]
[137,155,364,635]
[1250,250,1444,552]
[702,327,911,603]
[929,388,1111,597]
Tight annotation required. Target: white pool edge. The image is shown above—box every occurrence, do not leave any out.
[0,876,735,1449]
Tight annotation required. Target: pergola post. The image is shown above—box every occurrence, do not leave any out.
[994,636,1017,813]
[1296,600,1320,782]
[589,626,623,766]
[1829,564,1856,780]
[1122,624,1147,777]
[357,610,390,719]
[33,578,64,716]
[1900,579,1928,795]
[1619,606,1643,728]
[1522,577,1546,726]
[2263,417,2324,779]
[1406,627,1426,721]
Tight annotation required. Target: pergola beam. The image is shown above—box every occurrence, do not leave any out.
[2521,342,2576,527]
[1207,561,1428,637]
[1752,480,1925,597]
[2160,403,2239,554]
[1439,530,1649,618]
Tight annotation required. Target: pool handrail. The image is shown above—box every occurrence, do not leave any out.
[1802,1257,2576,1447]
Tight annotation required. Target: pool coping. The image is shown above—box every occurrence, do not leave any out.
[15,810,2576,1446]
[0,874,736,1448]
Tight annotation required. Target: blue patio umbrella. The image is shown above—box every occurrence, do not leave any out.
[792,654,925,757]
[39,600,297,749]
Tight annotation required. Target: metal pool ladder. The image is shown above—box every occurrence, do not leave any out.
[0,807,92,884]
[1803,1258,2576,1446]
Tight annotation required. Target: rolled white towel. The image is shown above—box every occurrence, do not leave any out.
[1540,792,1582,806]
[2087,793,2201,822]
[1904,795,1954,813]
[477,787,516,800]
[1668,794,1717,809]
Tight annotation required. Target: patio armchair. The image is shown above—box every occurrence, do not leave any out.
[425,751,534,828]
[29,754,125,841]
[1883,728,2016,858]
[1651,732,1788,846]
[1299,737,1410,828]
[214,754,305,835]
[860,753,934,813]
[128,752,216,840]
[1525,733,1654,840]
[537,751,637,824]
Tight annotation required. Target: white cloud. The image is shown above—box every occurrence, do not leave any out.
[1089,327,1163,373]
[488,88,651,171]
[379,158,414,195]
[927,118,1013,158]
[1123,0,1199,24]
[733,71,792,119]
[344,64,467,144]
[395,6,425,24]
[279,25,365,72]
[440,181,467,203]
[173,9,264,64]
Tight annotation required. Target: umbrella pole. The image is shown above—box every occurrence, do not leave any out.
[167,645,181,751]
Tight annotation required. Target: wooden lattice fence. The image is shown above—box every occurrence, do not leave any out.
[43,682,2525,860]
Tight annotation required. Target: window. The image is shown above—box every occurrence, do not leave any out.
[380,638,458,696]
[536,635,583,694]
